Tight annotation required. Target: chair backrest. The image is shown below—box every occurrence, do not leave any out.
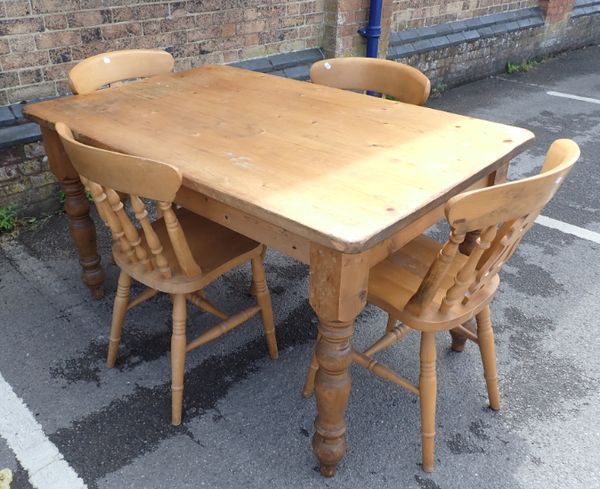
[55,122,202,278]
[68,49,175,95]
[310,57,431,105]
[406,139,580,315]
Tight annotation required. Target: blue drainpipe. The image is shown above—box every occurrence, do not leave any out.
[358,0,383,58]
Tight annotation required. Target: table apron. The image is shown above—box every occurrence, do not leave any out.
[176,172,492,270]
[175,186,311,264]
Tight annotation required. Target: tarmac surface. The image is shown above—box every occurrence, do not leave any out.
[1,44,599,489]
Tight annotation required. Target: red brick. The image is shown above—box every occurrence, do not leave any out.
[238,20,267,35]
[1,51,49,70]
[19,68,44,85]
[44,14,69,31]
[0,17,44,36]
[222,23,237,37]
[101,22,142,40]
[5,0,33,17]
[7,81,56,103]
[35,30,81,49]
[43,62,75,81]
[0,39,9,55]
[31,0,78,14]
[67,9,111,28]
[9,35,36,53]
[0,71,20,90]
[160,16,195,32]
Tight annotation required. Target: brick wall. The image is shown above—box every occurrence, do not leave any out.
[0,140,56,215]
[392,0,539,30]
[398,10,600,88]
[540,0,576,22]
[0,0,325,105]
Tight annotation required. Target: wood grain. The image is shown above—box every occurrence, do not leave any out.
[25,65,534,253]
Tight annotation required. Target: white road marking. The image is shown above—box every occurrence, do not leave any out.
[536,215,600,244]
[0,372,87,489]
[546,91,600,105]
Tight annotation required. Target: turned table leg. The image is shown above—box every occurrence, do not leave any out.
[309,245,369,477]
[41,127,105,298]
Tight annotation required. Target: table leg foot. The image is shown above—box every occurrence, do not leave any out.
[311,318,353,476]
[312,433,342,477]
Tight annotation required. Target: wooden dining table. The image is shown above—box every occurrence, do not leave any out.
[24,64,533,476]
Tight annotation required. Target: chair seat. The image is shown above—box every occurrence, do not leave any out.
[114,208,262,294]
[368,234,499,331]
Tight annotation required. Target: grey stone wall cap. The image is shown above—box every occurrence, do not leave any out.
[232,58,272,73]
[229,48,323,75]
[0,107,14,127]
[283,65,311,81]
[446,32,466,45]
[575,0,600,7]
[412,39,433,53]
[463,31,480,42]
[390,7,545,49]
[0,123,41,149]
[572,0,600,17]
[388,6,547,59]
[10,102,25,121]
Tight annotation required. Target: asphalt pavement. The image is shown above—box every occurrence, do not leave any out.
[1,44,599,489]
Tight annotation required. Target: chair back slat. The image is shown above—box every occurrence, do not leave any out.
[131,195,172,279]
[106,188,153,271]
[84,178,137,263]
[439,225,497,314]
[68,49,174,95]
[159,202,202,278]
[310,57,431,105]
[405,139,579,316]
[56,122,203,279]
[405,229,464,315]
[467,215,537,301]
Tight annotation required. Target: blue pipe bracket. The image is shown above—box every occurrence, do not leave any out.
[358,0,384,57]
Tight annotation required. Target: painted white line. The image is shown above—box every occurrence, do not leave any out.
[546,91,600,105]
[0,372,87,489]
[535,215,600,245]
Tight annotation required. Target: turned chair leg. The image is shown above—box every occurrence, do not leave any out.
[449,318,477,352]
[106,271,132,368]
[385,315,397,333]
[171,294,187,426]
[251,252,278,359]
[249,247,267,296]
[475,305,500,410]
[419,331,437,472]
[302,333,321,397]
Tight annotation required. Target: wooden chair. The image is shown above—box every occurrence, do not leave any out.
[304,139,580,471]
[68,49,174,95]
[310,57,431,105]
[55,122,278,426]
